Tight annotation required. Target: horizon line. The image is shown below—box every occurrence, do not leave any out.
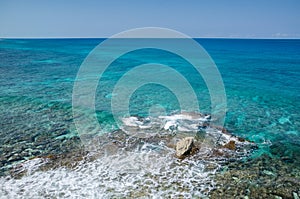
[1,37,300,40]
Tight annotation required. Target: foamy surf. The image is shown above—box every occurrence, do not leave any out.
[0,112,255,198]
[1,150,218,198]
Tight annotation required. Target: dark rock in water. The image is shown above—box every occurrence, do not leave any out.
[223,140,236,150]
[198,121,209,129]
[281,156,294,163]
[175,137,194,158]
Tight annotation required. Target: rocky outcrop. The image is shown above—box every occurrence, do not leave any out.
[175,137,195,158]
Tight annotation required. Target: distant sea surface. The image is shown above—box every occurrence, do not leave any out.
[0,39,299,197]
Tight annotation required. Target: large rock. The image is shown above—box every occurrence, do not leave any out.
[175,137,194,158]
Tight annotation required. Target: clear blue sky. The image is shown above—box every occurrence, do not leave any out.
[0,0,299,38]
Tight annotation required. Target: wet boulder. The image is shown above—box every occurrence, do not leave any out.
[175,137,195,158]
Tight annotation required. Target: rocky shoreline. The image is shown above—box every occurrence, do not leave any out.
[2,112,300,198]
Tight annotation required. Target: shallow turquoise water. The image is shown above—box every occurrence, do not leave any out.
[0,38,299,170]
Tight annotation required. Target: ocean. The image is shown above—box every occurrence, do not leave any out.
[0,38,299,198]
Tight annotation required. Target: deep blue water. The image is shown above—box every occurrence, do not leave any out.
[0,38,299,166]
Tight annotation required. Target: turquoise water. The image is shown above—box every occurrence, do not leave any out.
[201,39,300,158]
[0,38,300,196]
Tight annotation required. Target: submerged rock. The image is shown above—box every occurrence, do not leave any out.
[175,137,195,158]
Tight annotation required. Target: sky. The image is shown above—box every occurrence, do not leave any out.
[0,0,299,38]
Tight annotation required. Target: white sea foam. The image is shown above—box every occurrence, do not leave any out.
[121,112,211,138]
[0,146,217,198]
